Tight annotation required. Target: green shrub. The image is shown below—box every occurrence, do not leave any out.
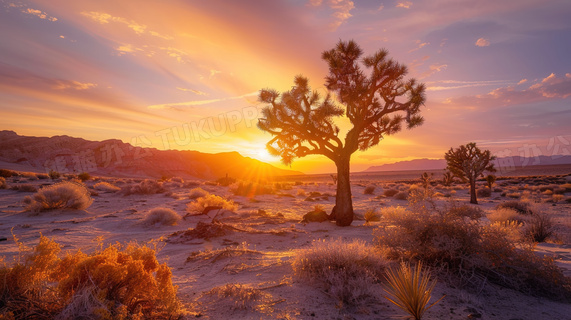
[24,181,92,213]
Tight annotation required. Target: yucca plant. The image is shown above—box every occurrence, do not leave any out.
[383,261,444,320]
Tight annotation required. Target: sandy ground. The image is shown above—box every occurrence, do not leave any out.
[1,174,571,319]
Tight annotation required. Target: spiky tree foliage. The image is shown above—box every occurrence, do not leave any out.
[258,40,426,226]
[485,174,496,190]
[444,143,496,204]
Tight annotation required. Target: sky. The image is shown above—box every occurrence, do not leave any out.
[1,0,570,174]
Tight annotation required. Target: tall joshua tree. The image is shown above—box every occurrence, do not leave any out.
[258,40,426,226]
[444,143,496,204]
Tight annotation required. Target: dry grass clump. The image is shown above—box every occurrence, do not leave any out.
[364,209,381,224]
[296,188,306,196]
[523,211,555,243]
[384,261,444,320]
[186,194,238,214]
[206,283,271,311]
[24,181,93,213]
[363,185,376,195]
[292,239,387,305]
[394,191,409,200]
[0,176,6,189]
[447,204,485,220]
[0,235,181,319]
[0,169,17,177]
[487,208,521,224]
[188,187,209,200]
[375,206,571,300]
[143,207,181,226]
[121,179,165,195]
[476,187,491,198]
[383,189,399,197]
[93,181,121,192]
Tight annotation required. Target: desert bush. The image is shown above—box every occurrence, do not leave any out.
[394,191,408,200]
[476,187,491,198]
[48,170,61,180]
[364,209,381,224]
[121,179,165,195]
[0,177,7,189]
[384,261,443,320]
[552,194,565,203]
[37,173,49,179]
[10,184,37,192]
[0,169,17,177]
[296,188,306,197]
[447,204,485,220]
[216,175,236,186]
[231,181,274,197]
[183,180,202,188]
[77,172,91,181]
[24,181,92,213]
[143,207,181,226]
[523,211,554,242]
[374,207,571,300]
[206,283,270,311]
[487,208,521,224]
[0,235,181,319]
[186,194,238,214]
[171,176,184,183]
[496,200,534,215]
[542,189,554,196]
[383,189,399,197]
[363,185,376,195]
[292,239,387,305]
[188,187,209,200]
[93,181,121,192]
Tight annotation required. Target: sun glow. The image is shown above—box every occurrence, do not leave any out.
[256,148,274,162]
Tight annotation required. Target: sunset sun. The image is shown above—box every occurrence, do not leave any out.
[256,147,273,162]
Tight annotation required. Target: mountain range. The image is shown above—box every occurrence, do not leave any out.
[364,156,571,172]
[0,131,301,180]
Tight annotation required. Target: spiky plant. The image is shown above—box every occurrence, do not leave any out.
[383,261,444,320]
[485,174,496,190]
[442,171,454,186]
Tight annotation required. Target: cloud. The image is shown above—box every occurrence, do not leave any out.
[81,11,171,39]
[419,63,447,79]
[176,87,207,95]
[53,80,97,90]
[475,38,490,47]
[408,40,429,53]
[22,8,58,21]
[443,73,571,106]
[396,1,412,9]
[147,92,258,110]
[426,79,510,91]
[517,79,528,85]
[307,0,355,30]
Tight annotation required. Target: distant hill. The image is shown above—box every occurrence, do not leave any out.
[364,155,571,172]
[0,130,302,180]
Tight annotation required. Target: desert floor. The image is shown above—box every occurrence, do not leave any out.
[1,173,571,319]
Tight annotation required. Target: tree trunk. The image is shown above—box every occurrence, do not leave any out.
[334,155,353,226]
[469,177,478,204]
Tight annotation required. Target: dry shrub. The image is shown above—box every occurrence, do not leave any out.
[206,283,271,311]
[364,209,381,224]
[188,187,209,200]
[487,208,521,224]
[523,211,554,242]
[93,181,120,192]
[186,194,238,214]
[0,177,7,189]
[363,185,376,195]
[552,194,565,203]
[477,188,491,198]
[292,239,387,305]
[143,207,181,226]
[296,188,306,196]
[231,181,274,197]
[447,204,485,220]
[0,169,16,178]
[11,184,37,192]
[0,235,181,319]
[25,181,93,213]
[394,191,408,200]
[374,207,571,300]
[496,200,534,215]
[121,179,165,195]
[383,189,399,197]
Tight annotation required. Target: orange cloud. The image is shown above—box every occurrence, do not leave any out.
[396,1,413,9]
[475,38,490,47]
[53,80,97,90]
[22,8,58,21]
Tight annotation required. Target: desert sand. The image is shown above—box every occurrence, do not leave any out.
[1,172,571,319]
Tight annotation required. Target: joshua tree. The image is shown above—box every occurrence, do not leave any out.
[444,143,496,204]
[258,40,426,226]
[485,174,496,190]
[442,171,454,186]
[420,172,433,190]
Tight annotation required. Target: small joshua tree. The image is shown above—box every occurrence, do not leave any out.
[258,40,426,226]
[445,143,495,204]
[420,172,433,190]
[485,174,496,190]
[442,171,454,186]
